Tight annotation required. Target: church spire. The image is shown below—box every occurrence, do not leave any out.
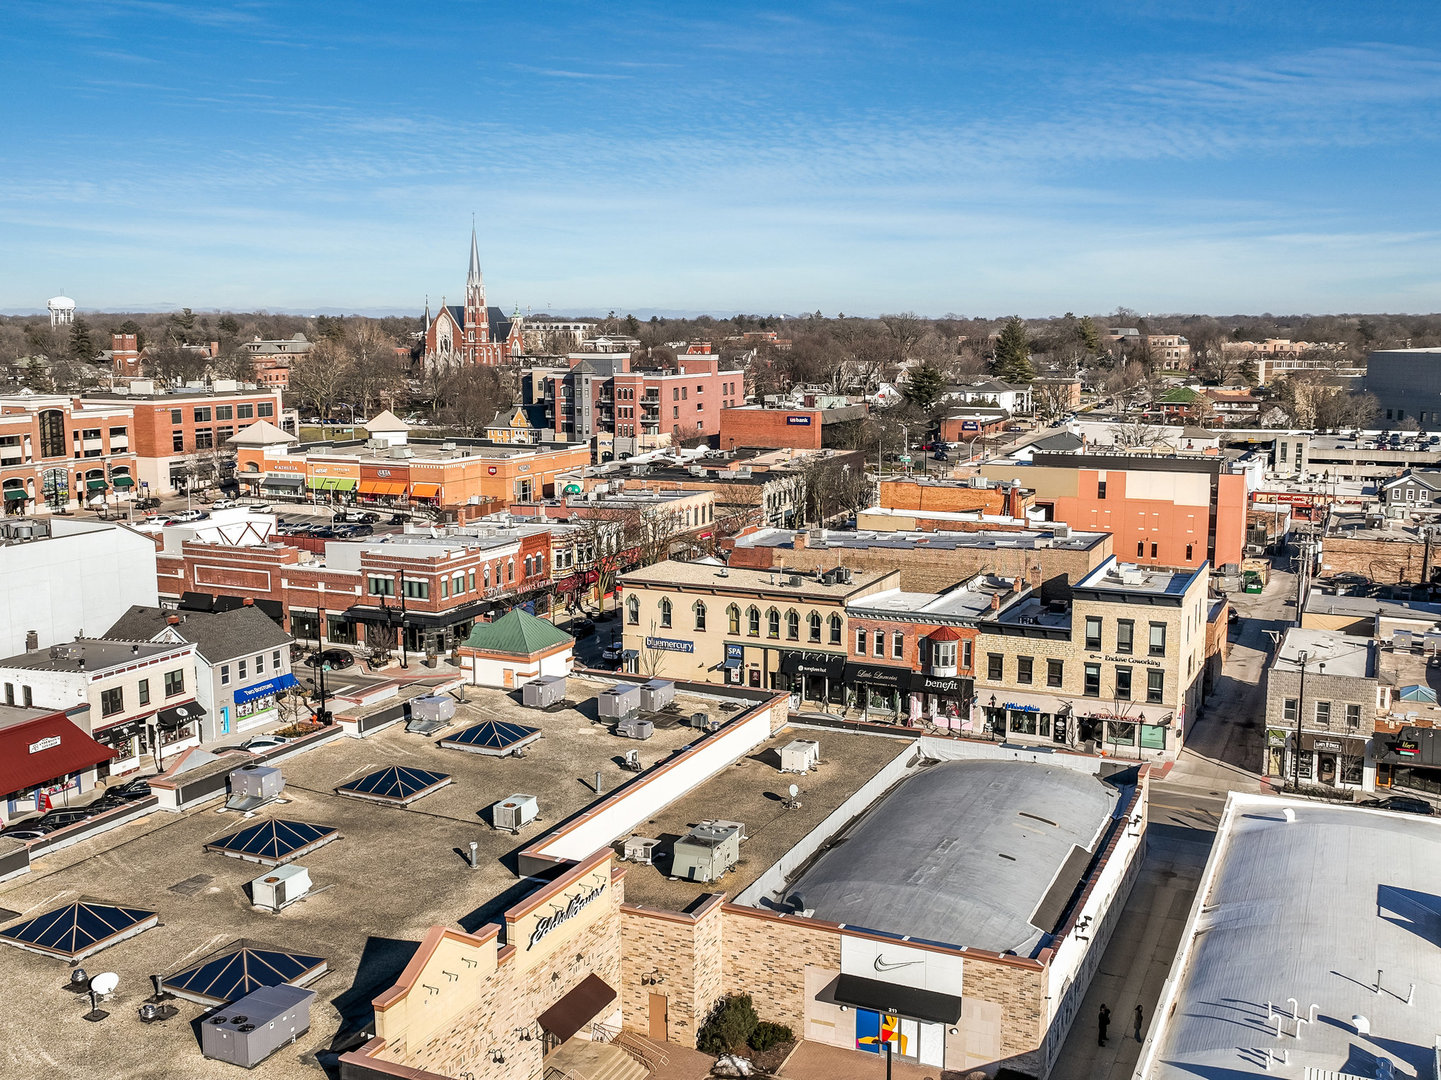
[467,219,482,288]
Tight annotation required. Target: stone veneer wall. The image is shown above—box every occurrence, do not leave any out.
[719,908,842,1030]
[962,957,1047,1076]
[620,896,726,1044]
[397,889,626,1079]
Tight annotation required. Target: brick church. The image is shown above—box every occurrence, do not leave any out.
[423,226,523,367]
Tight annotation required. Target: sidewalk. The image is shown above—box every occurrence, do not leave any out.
[1047,825,1211,1080]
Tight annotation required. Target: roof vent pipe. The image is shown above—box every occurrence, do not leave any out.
[1282,807,1296,823]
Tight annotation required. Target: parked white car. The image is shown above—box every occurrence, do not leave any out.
[240,734,290,753]
[247,502,274,513]
[211,499,239,510]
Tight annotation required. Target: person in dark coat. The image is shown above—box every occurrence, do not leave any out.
[1134,1003,1145,1041]
[1098,1003,1111,1046]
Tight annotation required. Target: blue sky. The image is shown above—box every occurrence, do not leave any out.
[4,0,1441,317]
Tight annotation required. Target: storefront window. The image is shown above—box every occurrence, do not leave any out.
[1140,723,1166,750]
[1107,720,1137,745]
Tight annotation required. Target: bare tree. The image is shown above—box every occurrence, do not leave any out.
[433,365,507,436]
[288,338,354,420]
[1033,381,1074,424]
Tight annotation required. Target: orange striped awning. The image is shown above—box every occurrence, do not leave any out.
[410,483,441,499]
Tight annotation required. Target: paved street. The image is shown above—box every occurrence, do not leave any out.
[1050,559,1295,1077]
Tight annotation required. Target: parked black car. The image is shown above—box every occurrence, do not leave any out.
[306,648,355,670]
[135,496,162,510]
[36,807,91,832]
[0,824,48,841]
[354,511,381,524]
[571,619,597,638]
[108,776,154,801]
[389,513,409,525]
[1358,795,1435,816]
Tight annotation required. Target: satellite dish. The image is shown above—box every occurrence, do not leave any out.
[788,784,799,798]
[90,972,119,996]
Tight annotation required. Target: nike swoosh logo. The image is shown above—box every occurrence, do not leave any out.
[873,956,923,972]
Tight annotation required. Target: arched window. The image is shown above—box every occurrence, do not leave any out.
[808,612,822,643]
[728,605,741,634]
[694,600,707,631]
[747,606,760,637]
[767,608,780,639]
[626,595,640,625]
[659,597,673,628]
[484,565,491,588]
[507,559,514,582]
[786,609,800,640]
[524,556,533,577]
[38,410,66,460]
[829,613,843,645]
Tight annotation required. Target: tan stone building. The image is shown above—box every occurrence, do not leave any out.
[974,557,1213,761]
[617,560,897,697]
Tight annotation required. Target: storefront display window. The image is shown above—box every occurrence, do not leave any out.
[1140,723,1166,750]
[1107,720,1137,745]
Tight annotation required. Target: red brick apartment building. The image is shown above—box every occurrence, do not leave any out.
[83,386,288,495]
[157,527,553,654]
[0,394,139,513]
[540,354,745,454]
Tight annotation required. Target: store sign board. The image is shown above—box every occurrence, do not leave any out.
[645,636,694,653]
[508,856,614,971]
[786,415,813,426]
[28,735,61,754]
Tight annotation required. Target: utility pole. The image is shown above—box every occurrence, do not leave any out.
[398,570,409,669]
[1293,649,1308,790]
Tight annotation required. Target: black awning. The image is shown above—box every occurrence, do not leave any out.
[538,973,616,1044]
[845,662,913,690]
[157,701,207,730]
[779,652,845,679]
[830,973,961,1025]
[1378,726,1441,767]
[345,598,493,629]
[910,672,969,696]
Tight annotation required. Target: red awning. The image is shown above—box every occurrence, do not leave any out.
[0,712,115,798]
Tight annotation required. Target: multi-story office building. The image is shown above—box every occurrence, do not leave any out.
[0,394,139,512]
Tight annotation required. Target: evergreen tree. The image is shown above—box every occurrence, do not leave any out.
[21,357,53,392]
[993,316,1035,383]
[904,362,946,410]
[1078,315,1101,354]
[69,319,94,362]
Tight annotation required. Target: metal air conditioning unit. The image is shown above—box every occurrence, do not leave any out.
[492,794,539,832]
[523,675,567,708]
[671,820,744,883]
[406,694,457,734]
[598,684,642,721]
[623,835,660,864]
[226,765,284,812]
[616,717,654,740]
[201,985,316,1068]
[250,864,311,912]
[780,738,820,774]
[639,679,675,711]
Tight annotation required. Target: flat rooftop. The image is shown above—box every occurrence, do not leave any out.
[617,728,913,913]
[848,578,1020,622]
[733,526,1107,553]
[784,759,1123,956]
[1272,627,1375,678]
[1074,557,1202,598]
[1304,589,1441,624]
[621,559,892,595]
[0,637,188,674]
[0,674,738,1079]
[1142,794,1441,1078]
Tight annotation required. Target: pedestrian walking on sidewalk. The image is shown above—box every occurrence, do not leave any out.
[1098,1003,1111,1046]
[1134,1003,1144,1041]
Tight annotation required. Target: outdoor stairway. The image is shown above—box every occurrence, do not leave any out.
[545,1039,651,1080]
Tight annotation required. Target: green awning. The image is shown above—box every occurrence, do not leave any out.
[111,475,135,489]
[3,489,27,501]
[86,478,108,491]
[330,477,358,491]
[307,476,332,490]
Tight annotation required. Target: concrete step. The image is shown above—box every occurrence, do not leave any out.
[586,1045,651,1080]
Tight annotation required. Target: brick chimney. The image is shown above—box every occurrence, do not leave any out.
[242,597,254,606]
[793,530,808,551]
[167,614,181,625]
[990,593,1001,610]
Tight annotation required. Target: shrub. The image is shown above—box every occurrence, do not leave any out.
[696,994,759,1055]
[747,1020,794,1052]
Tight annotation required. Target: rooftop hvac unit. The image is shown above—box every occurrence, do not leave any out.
[407,694,457,731]
[201,984,315,1068]
[687,711,720,732]
[597,684,642,721]
[639,679,675,711]
[837,567,853,585]
[387,446,413,459]
[523,675,567,709]
[622,835,660,865]
[225,764,284,812]
[616,717,654,740]
[250,864,311,912]
[788,574,803,587]
[492,794,539,832]
[779,738,820,774]
[671,820,744,883]
[1051,523,1072,539]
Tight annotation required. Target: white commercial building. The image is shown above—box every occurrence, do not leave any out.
[0,517,159,657]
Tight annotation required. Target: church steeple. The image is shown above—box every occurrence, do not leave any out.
[463,219,490,358]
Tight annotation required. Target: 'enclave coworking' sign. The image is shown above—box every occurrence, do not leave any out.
[527,881,606,950]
